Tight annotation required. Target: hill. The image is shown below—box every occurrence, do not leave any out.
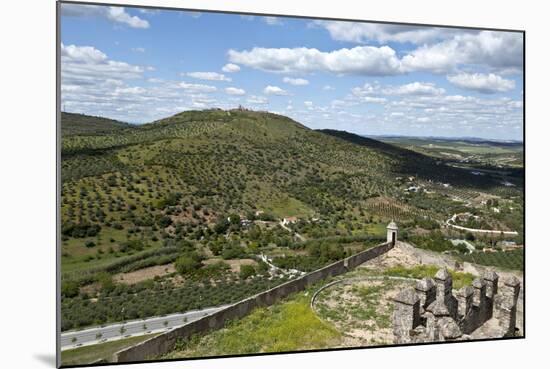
[61,112,133,136]
[59,109,523,332]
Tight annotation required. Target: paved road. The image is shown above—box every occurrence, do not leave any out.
[61,305,228,351]
[446,214,518,236]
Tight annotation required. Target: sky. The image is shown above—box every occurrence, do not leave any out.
[60,3,524,141]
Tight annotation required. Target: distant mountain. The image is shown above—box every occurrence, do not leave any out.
[61,112,133,136]
[370,134,523,147]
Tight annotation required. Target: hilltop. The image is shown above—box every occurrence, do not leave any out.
[61,112,133,136]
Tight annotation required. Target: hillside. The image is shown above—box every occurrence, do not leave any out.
[60,109,523,332]
[61,112,133,136]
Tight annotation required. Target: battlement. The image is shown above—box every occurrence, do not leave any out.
[392,268,521,344]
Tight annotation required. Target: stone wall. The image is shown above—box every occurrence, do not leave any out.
[113,241,394,363]
[392,268,521,344]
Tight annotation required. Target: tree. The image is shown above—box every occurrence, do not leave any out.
[213,217,230,234]
[61,280,80,298]
[175,254,202,275]
[239,264,256,279]
[97,272,115,293]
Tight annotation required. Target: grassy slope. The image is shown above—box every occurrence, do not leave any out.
[60,110,522,276]
[61,112,133,136]
[164,291,341,359]
[61,334,158,366]
[164,264,475,358]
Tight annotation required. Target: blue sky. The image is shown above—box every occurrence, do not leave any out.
[60,3,524,140]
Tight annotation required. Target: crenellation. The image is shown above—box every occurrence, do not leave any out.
[415,278,436,313]
[392,268,521,343]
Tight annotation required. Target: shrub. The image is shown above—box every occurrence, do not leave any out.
[239,264,256,279]
[175,254,203,275]
[61,280,80,298]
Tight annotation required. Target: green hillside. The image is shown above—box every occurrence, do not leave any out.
[61,112,133,136]
[60,109,523,330]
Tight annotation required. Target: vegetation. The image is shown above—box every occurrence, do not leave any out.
[382,264,475,289]
[61,334,158,366]
[164,292,340,358]
[458,249,524,271]
[60,109,523,334]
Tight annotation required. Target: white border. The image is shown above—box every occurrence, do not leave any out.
[1,1,547,368]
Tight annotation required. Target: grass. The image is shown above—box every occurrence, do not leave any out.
[263,195,314,218]
[382,264,475,289]
[61,333,158,366]
[164,292,341,359]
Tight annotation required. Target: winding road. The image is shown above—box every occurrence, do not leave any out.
[446,214,518,236]
[61,305,228,351]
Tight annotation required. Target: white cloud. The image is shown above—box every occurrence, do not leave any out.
[185,72,231,82]
[263,16,283,26]
[228,31,522,76]
[225,87,246,96]
[222,63,241,73]
[401,31,523,74]
[351,81,444,99]
[61,4,150,29]
[447,73,516,94]
[107,7,149,28]
[132,47,145,53]
[263,85,290,95]
[228,46,403,76]
[247,95,268,105]
[283,77,309,86]
[323,85,335,91]
[304,101,314,107]
[313,21,460,44]
[178,82,217,93]
[385,82,445,96]
[61,43,145,84]
[138,9,160,15]
[362,96,387,104]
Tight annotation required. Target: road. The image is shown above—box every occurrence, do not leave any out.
[61,305,228,351]
[446,214,518,236]
[279,220,306,242]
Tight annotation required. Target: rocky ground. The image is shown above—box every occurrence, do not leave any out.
[313,241,524,344]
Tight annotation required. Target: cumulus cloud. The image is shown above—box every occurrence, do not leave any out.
[61,43,145,85]
[247,95,268,105]
[283,77,309,86]
[225,87,246,95]
[61,4,150,29]
[385,82,445,96]
[228,46,403,76]
[401,31,523,74]
[447,73,516,94]
[185,72,231,82]
[323,85,335,91]
[222,63,241,73]
[227,30,522,77]
[351,82,444,99]
[313,21,461,44]
[263,85,290,95]
[178,82,217,93]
